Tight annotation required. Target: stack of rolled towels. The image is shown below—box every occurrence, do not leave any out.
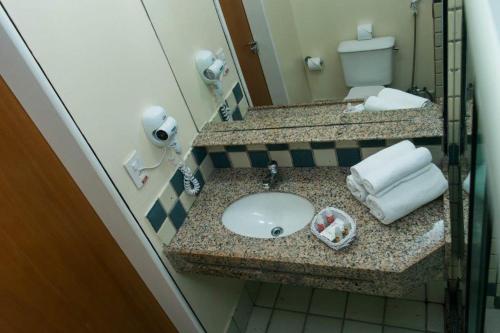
[346,140,448,225]
[346,88,431,113]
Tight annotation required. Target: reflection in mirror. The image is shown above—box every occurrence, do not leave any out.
[214,0,443,126]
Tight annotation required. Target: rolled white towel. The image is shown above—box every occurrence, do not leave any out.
[350,140,415,183]
[378,88,431,109]
[347,175,368,202]
[365,164,448,225]
[364,96,404,112]
[362,147,433,195]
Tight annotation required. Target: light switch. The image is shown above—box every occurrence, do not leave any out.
[124,150,148,189]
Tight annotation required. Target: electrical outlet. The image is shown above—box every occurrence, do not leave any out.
[124,150,148,189]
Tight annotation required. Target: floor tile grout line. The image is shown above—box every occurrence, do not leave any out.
[264,284,282,333]
[300,288,316,333]
[381,296,388,333]
[340,292,350,333]
[425,284,429,332]
[249,282,263,307]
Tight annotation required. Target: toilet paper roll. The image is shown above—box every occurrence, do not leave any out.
[357,23,373,41]
[306,57,323,71]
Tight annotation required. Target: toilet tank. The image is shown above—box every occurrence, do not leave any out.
[337,36,395,87]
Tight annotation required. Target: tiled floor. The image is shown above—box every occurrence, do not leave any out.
[239,283,445,333]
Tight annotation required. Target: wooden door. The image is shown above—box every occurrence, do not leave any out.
[0,75,178,333]
[219,0,273,106]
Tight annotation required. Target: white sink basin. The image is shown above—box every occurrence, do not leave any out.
[222,192,315,238]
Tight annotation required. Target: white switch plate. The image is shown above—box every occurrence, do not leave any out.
[124,150,148,189]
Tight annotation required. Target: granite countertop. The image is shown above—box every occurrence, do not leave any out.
[204,101,443,132]
[194,118,443,147]
[166,168,446,286]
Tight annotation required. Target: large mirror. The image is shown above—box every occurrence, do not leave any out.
[210,0,443,127]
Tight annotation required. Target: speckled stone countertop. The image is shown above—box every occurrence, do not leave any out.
[205,101,442,132]
[194,118,443,147]
[166,167,446,296]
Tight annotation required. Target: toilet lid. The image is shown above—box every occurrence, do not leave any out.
[344,86,385,101]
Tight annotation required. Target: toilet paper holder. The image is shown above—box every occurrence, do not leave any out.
[304,56,323,71]
[304,56,323,65]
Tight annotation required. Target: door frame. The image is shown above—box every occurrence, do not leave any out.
[212,0,289,105]
[0,7,203,333]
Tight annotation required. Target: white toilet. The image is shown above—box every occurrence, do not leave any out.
[337,36,396,101]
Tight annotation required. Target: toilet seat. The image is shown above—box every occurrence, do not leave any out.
[344,85,385,101]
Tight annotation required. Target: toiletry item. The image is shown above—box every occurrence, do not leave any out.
[324,210,335,225]
[320,224,337,242]
[316,222,326,233]
[311,207,356,250]
[333,225,343,243]
[350,140,415,183]
[365,164,448,225]
[361,147,433,195]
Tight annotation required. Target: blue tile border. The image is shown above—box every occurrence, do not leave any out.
[290,150,315,167]
[233,82,243,103]
[225,145,247,152]
[192,147,207,165]
[170,169,185,196]
[336,148,362,167]
[210,152,231,168]
[170,201,187,230]
[310,141,336,149]
[146,147,211,237]
[266,144,289,151]
[359,139,386,147]
[248,151,270,168]
[233,106,243,121]
[146,200,167,232]
[205,137,442,169]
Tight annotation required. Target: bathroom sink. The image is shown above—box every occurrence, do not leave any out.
[222,192,315,238]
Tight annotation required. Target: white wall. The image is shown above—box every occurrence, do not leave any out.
[142,0,241,129]
[0,1,242,332]
[263,0,312,104]
[262,0,436,102]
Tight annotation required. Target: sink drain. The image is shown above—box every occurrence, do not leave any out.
[270,226,284,237]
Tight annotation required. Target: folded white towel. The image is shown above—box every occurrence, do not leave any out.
[347,175,368,202]
[463,172,470,193]
[364,96,404,112]
[362,147,433,195]
[365,164,448,225]
[378,88,431,109]
[350,140,415,183]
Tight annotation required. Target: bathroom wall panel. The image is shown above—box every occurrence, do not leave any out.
[141,0,246,129]
[0,1,243,332]
[263,0,436,102]
[0,75,177,333]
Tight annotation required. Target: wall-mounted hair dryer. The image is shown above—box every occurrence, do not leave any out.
[142,106,180,153]
[195,50,225,84]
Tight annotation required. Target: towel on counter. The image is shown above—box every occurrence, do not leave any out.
[350,140,415,183]
[362,147,433,195]
[364,96,403,112]
[378,88,431,109]
[365,164,448,225]
[346,175,368,202]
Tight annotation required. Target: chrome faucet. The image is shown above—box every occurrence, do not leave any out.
[262,160,280,190]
